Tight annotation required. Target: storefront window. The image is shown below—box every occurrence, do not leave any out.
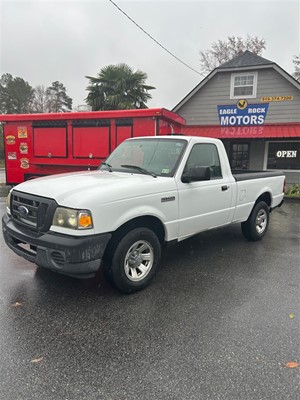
[230,143,249,170]
[267,142,300,170]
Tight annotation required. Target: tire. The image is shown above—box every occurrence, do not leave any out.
[103,228,161,293]
[241,201,270,241]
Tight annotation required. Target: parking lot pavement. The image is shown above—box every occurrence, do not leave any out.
[0,200,299,400]
[0,168,10,197]
[0,168,5,183]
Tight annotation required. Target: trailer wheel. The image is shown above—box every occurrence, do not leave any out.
[103,227,161,293]
[241,201,269,241]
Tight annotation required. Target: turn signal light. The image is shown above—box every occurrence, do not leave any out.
[78,212,93,229]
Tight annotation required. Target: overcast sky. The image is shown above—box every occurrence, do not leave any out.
[0,0,299,110]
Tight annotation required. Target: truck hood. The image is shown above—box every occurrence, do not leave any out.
[13,170,177,208]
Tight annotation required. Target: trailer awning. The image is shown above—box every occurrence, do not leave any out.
[181,124,300,139]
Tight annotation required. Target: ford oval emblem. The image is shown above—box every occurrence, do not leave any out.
[18,205,29,216]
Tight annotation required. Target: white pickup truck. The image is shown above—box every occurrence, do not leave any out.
[2,136,285,293]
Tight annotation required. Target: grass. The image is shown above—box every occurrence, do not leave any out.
[285,184,300,198]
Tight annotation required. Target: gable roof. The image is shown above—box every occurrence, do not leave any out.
[219,50,274,68]
[173,50,300,112]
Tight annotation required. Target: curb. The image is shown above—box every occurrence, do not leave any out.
[284,196,300,203]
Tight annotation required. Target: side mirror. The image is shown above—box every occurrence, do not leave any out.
[181,166,211,183]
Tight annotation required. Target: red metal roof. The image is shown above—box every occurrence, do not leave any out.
[181,124,300,139]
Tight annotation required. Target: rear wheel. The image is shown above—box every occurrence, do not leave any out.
[103,227,161,293]
[241,201,269,241]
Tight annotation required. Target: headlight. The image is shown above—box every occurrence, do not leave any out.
[52,207,93,230]
[6,191,12,214]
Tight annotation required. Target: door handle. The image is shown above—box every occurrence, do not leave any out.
[221,185,229,191]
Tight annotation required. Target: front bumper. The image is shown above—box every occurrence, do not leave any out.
[2,214,111,279]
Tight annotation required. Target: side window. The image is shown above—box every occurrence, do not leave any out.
[185,144,222,179]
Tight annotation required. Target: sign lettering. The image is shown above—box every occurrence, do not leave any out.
[220,126,264,137]
[261,96,293,102]
[276,150,297,158]
[218,101,269,127]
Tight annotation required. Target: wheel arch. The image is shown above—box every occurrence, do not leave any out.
[103,216,165,260]
[254,191,272,208]
[242,192,272,223]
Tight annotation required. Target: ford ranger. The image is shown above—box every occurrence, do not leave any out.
[2,136,285,293]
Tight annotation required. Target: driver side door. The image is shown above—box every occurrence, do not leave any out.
[177,143,233,240]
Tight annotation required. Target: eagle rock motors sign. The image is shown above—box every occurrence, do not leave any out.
[218,100,269,126]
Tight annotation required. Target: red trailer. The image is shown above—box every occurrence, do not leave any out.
[0,108,185,185]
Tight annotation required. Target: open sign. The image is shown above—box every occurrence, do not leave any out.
[276,150,297,158]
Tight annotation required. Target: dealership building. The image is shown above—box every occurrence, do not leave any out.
[173,51,300,184]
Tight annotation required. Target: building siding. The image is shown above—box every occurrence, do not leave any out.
[177,68,300,125]
[174,52,300,184]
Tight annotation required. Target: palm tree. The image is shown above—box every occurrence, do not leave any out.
[85,64,155,110]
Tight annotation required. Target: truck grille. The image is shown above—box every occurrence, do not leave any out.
[11,191,57,232]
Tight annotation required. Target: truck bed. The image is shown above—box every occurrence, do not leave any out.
[232,170,285,181]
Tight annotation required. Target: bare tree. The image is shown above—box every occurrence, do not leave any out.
[30,82,73,113]
[30,85,49,113]
[292,55,300,82]
[199,35,266,75]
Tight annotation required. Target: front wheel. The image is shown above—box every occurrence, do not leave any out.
[241,201,270,241]
[103,228,161,293]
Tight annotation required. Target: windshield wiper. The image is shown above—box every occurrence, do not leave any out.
[121,164,157,178]
[101,162,113,172]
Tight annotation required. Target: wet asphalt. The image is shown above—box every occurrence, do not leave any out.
[0,199,299,400]
[0,169,5,182]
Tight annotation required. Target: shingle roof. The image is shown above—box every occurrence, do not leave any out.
[218,50,274,69]
[172,50,300,113]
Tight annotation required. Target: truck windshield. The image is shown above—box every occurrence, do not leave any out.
[100,138,187,177]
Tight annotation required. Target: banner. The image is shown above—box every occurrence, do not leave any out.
[218,100,269,126]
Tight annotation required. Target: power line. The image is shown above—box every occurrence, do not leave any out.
[108,0,203,76]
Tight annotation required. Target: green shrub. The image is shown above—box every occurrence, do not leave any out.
[285,184,300,197]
